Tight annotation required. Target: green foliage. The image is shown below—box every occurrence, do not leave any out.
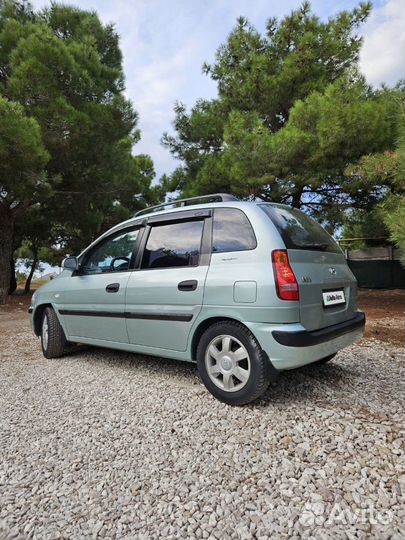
[342,97,405,262]
[379,195,405,266]
[0,92,49,301]
[0,95,49,206]
[0,2,154,228]
[0,1,158,301]
[162,1,401,232]
[15,270,27,283]
[269,80,400,216]
[203,2,371,131]
[341,208,390,249]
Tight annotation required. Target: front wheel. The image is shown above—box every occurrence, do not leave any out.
[41,307,69,359]
[197,321,275,405]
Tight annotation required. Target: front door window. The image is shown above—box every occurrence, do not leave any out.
[82,229,139,274]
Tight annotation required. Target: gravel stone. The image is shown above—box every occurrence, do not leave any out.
[0,321,404,539]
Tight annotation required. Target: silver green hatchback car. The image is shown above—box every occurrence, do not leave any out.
[29,194,365,405]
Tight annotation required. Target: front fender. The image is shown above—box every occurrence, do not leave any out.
[30,301,68,338]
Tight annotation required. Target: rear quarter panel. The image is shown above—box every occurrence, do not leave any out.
[202,206,300,324]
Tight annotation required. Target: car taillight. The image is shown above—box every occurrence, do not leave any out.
[272,250,299,301]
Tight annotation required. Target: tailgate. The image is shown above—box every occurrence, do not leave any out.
[288,250,358,331]
[258,203,358,332]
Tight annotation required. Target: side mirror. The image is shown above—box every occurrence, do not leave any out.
[62,256,79,271]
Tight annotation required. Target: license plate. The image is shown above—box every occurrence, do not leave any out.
[322,290,345,307]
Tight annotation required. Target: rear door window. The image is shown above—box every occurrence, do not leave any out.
[212,208,257,253]
[259,204,341,254]
[141,220,204,269]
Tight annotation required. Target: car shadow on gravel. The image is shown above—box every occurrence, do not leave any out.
[63,344,360,404]
[64,344,201,382]
[259,362,351,404]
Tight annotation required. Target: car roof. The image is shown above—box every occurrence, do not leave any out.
[78,200,289,258]
[106,200,294,234]
[129,199,291,224]
[139,199,250,218]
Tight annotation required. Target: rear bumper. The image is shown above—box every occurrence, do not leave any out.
[272,311,366,347]
[245,310,365,371]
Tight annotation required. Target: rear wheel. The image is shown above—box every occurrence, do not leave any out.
[314,353,337,365]
[41,307,69,359]
[197,321,275,405]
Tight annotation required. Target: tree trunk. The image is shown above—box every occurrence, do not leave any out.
[24,251,38,294]
[292,187,304,208]
[0,208,15,305]
[9,257,17,295]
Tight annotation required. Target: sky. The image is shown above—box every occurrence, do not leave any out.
[31,0,405,180]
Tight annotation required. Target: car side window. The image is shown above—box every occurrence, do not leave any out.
[212,208,257,253]
[141,220,204,269]
[82,229,140,274]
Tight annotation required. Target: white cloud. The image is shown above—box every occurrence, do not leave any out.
[114,0,303,177]
[360,0,405,86]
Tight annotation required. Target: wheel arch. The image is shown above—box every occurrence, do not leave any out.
[33,303,53,336]
[190,316,250,361]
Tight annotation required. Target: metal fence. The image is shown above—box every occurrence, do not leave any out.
[344,247,405,289]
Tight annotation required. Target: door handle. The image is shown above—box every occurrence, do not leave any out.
[106,282,120,293]
[178,280,197,291]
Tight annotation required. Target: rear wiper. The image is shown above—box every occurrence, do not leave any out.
[299,242,329,250]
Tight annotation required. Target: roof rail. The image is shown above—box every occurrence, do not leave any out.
[134,193,239,217]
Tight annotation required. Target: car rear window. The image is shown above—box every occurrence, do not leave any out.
[259,204,342,254]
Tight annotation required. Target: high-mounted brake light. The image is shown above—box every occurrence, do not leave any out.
[272,250,299,301]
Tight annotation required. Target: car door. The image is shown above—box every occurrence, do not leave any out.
[125,211,211,352]
[59,227,142,343]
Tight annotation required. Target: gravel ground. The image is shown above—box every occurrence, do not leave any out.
[0,317,404,540]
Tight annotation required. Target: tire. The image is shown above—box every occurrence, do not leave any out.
[196,321,276,405]
[41,307,68,359]
[314,353,337,365]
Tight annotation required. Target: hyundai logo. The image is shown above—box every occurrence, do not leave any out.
[328,267,337,275]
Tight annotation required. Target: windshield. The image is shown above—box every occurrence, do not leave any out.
[259,204,342,254]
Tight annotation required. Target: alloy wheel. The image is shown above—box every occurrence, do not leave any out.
[204,334,251,392]
[42,316,49,351]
